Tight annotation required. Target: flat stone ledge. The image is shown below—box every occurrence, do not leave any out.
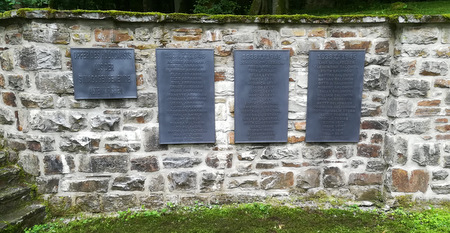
[1,9,449,24]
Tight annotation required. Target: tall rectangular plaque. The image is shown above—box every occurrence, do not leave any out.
[71,48,137,99]
[234,50,290,143]
[156,49,215,144]
[306,50,365,142]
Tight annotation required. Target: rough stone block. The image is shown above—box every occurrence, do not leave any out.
[261,147,299,160]
[168,171,197,191]
[432,170,449,181]
[7,74,24,91]
[255,162,278,169]
[392,119,430,134]
[418,100,441,106]
[139,194,164,209]
[280,28,306,37]
[62,178,109,193]
[261,171,294,190]
[103,194,137,212]
[436,125,450,133]
[94,29,133,43]
[361,120,388,130]
[420,61,448,76]
[255,30,279,49]
[16,46,61,70]
[2,92,16,107]
[443,156,450,168]
[302,146,333,159]
[23,22,70,44]
[200,171,224,193]
[131,156,159,172]
[148,175,165,192]
[105,143,140,153]
[401,27,438,44]
[90,115,120,131]
[357,144,382,158]
[206,152,232,169]
[391,60,416,75]
[163,157,202,168]
[80,154,129,173]
[228,179,259,189]
[390,79,430,98]
[223,33,253,44]
[0,74,5,88]
[431,184,450,194]
[35,72,73,94]
[0,50,14,71]
[364,67,389,91]
[44,155,75,175]
[308,28,326,37]
[18,153,40,176]
[323,167,345,188]
[391,169,428,193]
[123,110,153,123]
[143,127,167,151]
[36,177,59,194]
[75,194,102,212]
[296,168,320,190]
[60,134,100,153]
[336,146,354,159]
[137,92,157,107]
[375,41,389,54]
[348,173,382,186]
[0,107,14,125]
[343,41,371,51]
[19,93,54,108]
[330,29,356,38]
[5,32,22,45]
[112,176,145,191]
[387,98,412,118]
[415,108,441,117]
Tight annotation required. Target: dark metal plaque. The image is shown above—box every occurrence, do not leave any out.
[71,48,137,99]
[156,49,215,144]
[234,50,290,143]
[306,50,365,142]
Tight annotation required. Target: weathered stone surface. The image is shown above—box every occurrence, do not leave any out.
[280,28,306,37]
[94,29,133,43]
[8,140,26,151]
[343,41,371,51]
[200,171,224,193]
[387,98,412,118]
[35,72,73,94]
[0,51,14,71]
[237,150,258,161]
[131,156,159,172]
[66,97,100,109]
[412,143,440,166]
[139,194,164,209]
[302,146,333,159]
[391,169,429,193]
[23,23,70,44]
[75,194,102,212]
[223,33,253,44]
[366,161,385,172]
[103,194,136,212]
[261,171,294,190]
[431,185,450,194]
[2,92,16,107]
[364,67,389,91]
[7,74,24,91]
[255,162,278,169]
[392,119,430,134]
[336,146,354,159]
[168,171,197,191]
[391,60,416,75]
[323,167,344,188]
[60,135,100,153]
[163,157,202,168]
[19,93,54,108]
[401,27,438,44]
[44,155,75,175]
[420,61,448,76]
[90,115,120,131]
[444,156,450,168]
[143,127,167,151]
[148,175,165,192]
[348,173,382,186]
[296,168,320,190]
[418,100,441,106]
[361,120,388,130]
[80,154,129,173]
[16,46,61,70]
[105,143,140,153]
[432,170,449,181]
[112,176,145,191]
[255,30,279,49]
[0,107,14,125]
[228,179,259,189]
[261,147,299,160]
[123,110,153,123]
[390,79,430,98]
[62,178,109,193]
[5,31,22,45]
[206,153,232,169]
[375,41,389,54]
[357,144,382,158]
[18,153,40,176]
[103,100,129,109]
[36,177,59,194]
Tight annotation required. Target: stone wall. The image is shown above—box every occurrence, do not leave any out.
[0,10,449,212]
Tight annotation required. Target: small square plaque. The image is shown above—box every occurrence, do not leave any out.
[71,48,137,99]
[306,50,365,142]
[234,50,290,143]
[156,49,215,144]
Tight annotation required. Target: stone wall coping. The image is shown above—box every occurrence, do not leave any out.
[1,8,449,24]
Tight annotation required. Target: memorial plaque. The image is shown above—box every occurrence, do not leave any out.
[71,48,137,99]
[234,50,290,143]
[306,50,365,142]
[156,49,215,144]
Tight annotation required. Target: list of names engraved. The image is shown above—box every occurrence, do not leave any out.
[71,48,137,99]
[306,50,365,142]
[156,49,215,144]
[234,50,289,143]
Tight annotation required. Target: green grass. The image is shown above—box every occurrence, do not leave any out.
[292,1,450,15]
[25,203,450,233]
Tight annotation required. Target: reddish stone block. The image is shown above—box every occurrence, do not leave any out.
[294,122,306,131]
[436,125,450,133]
[348,173,383,186]
[436,118,448,123]
[261,171,294,189]
[331,31,356,38]
[415,108,440,116]
[2,92,16,107]
[259,38,273,47]
[308,28,326,37]
[370,133,383,144]
[0,74,5,88]
[256,162,278,169]
[136,74,144,86]
[131,156,159,172]
[282,47,295,57]
[288,136,305,144]
[344,41,372,51]
[228,131,235,144]
[173,35,201,41]
[436,135,450,140]
[27,141,42,152]
[173,28,202,34]
[434,79,450,88]
[375,41,389,54]
[215,46,232,57]
[94,29,132,43]
[392,169,429,193]
[418,100,441,106]
[361,120,388,130]
[214,72,226,82]
[325,40,338,49]
[357,144,381,158]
